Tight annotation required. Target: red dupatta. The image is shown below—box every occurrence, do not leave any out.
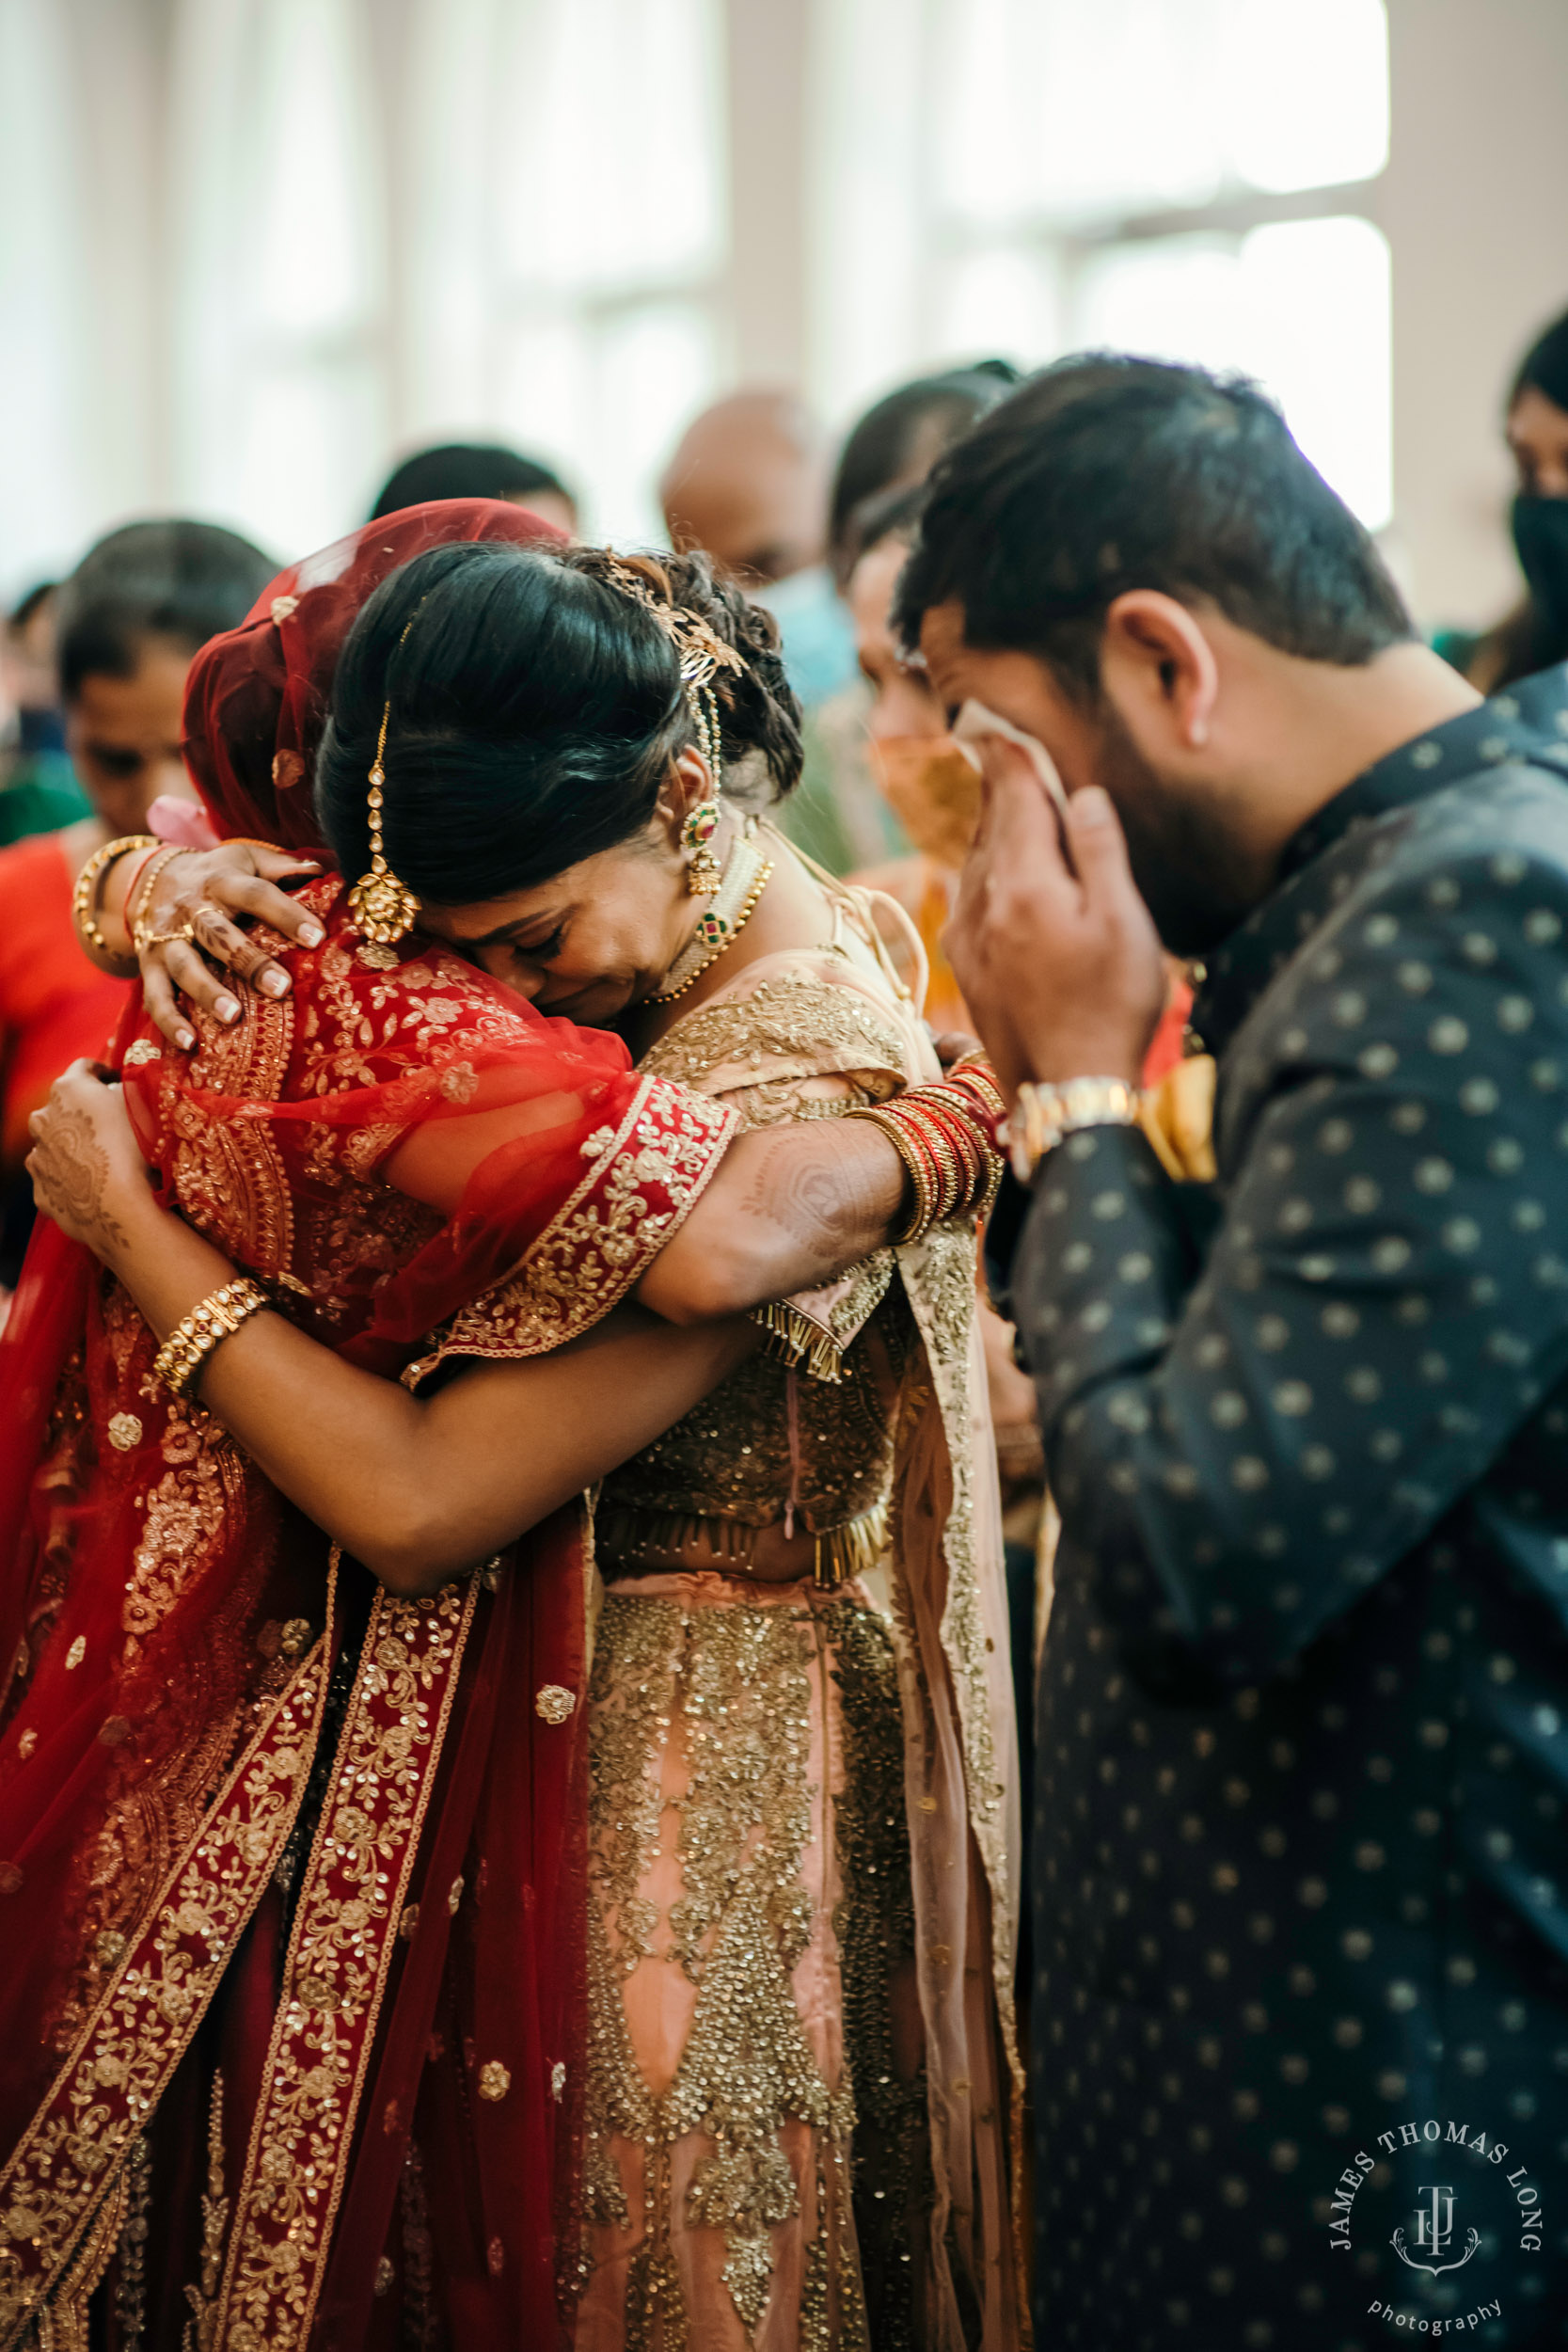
[0,504,736,2348]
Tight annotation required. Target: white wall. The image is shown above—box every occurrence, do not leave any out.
[1383,0,1568,629]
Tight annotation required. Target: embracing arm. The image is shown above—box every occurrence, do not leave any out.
[637,1115,908,1320]
[27,1069,754,1595]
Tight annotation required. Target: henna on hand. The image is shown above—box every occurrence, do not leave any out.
[30,1100,131,1254]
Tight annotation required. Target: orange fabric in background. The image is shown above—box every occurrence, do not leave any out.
[0,831,129,1169]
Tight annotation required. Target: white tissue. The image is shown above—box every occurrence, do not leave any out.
[952,699,1069,814]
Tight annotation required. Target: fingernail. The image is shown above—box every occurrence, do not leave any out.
[1074,786,1113,822]
[297,922,325,947]
[176,1027,195,1052]
[214,994,240,1023]
[259,969,290,997]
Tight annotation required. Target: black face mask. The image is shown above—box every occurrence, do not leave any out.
[1512,494,1568,654]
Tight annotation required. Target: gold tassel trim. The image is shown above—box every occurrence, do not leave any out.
[749,1299,845,1385]
[595,1500,889,1595]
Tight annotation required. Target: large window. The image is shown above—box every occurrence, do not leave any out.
[815,0,1393,527]
[169,0,387,564]
[405,0,727,544]
[0,0,1397,594]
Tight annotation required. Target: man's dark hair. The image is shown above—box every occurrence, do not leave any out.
[827,361,1020,585]
[370,442,575,524]
[55,519,275,704]
[895,355,1412,697]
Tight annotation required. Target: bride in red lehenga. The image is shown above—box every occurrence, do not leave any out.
[2,504,1023,2349]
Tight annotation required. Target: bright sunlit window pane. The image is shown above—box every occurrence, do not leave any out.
[935,0,1387,230]
[252,0,380,337]
[1240,215,1391,524]
[937,247,1062,368]
[499,0,725,294]
[1075,213,1391,527]
[1225,0,1388,194]
[594,305,716,544]
[0,0,89,586]
[937,0,1231,229]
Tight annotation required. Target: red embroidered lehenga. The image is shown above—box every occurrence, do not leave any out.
[0,506,742,2351]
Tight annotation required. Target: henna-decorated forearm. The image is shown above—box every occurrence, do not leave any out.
[636,1119,909,1324]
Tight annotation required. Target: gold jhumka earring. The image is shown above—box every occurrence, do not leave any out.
[348,619,423,949]
[681,801,723,895]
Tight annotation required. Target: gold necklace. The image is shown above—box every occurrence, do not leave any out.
[649,829,773,1003]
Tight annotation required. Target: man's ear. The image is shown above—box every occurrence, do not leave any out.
[1101,591,1219,751]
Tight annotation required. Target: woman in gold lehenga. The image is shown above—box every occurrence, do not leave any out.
[26,532,1025,2346]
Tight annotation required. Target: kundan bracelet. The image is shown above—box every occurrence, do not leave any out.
[152,1277,270,1399]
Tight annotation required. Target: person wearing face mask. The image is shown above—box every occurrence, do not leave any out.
[1439,305,1568,691]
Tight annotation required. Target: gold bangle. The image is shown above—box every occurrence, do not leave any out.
[152,1277,269,1399]
[71,834,160,957]
[127,844,195,954]
[849,1104,937,1245]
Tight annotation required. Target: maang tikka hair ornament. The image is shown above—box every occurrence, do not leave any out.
[348,611,424,948]
[601,556,746,898]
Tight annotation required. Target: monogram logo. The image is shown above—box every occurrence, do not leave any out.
[1390,2183,1480,2279]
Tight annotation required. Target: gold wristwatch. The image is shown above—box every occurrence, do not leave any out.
[1001,1075,1141,1183]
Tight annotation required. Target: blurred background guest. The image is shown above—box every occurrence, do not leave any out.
[826,359,1021,592]
[0,518,272,1289]
[660,387,852,694]
[1439,305,1568,690]
[369,440,578,534]
[0,584,86,845]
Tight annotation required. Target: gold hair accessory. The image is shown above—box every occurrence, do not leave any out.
[348,614,424,947]
[600,556,745,797]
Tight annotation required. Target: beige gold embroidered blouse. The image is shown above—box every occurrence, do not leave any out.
[595,883,933,1587]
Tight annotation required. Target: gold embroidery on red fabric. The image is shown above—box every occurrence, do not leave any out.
[163,978,294,1274]
[212,1575,478,2351]
[0,1618,332,2344]
[407,1077,737,1382]
[48,1297,273,2058]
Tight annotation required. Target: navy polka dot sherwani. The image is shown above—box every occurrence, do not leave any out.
[990,671,1568,2351]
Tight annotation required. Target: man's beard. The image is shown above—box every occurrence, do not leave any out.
[1090,701,1262,957]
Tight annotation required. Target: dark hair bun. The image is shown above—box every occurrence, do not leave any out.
[562,545,801,808]
[315,538,802,905]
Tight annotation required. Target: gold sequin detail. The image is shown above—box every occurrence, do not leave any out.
[107,1412,143,1451]
[534,1683,576,1724]
[478,2061,511,2102]
[582,1593,916,2346]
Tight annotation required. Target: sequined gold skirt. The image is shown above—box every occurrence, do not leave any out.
[574,1572,928,2351]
